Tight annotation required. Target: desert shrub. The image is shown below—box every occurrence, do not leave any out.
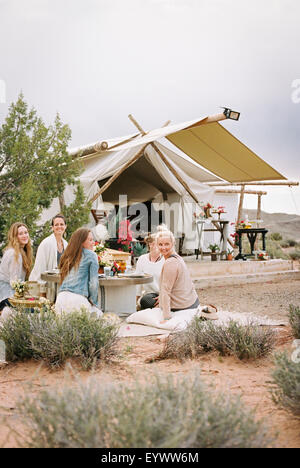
[154,318,275,362]
[280,240,290,248]
[270,352,300,417]
[289,305,300,338]
[0,309,42,361]
[270,232,282,241]
[286,239,297,247]
[289,250,300,260]
[15,374,272,448]
[265,239,289,260]
[0,308,119,369]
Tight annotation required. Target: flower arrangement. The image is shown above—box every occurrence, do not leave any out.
[93,242,113,267]
[257,251,269,261]
[230,231,239,247]
[11,280,29,298]
[203,202,213,218]
[117,219,133,253]
[237,219,252,229]
[111,261,122,275]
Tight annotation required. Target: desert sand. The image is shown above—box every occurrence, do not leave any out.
[0,277,299,448]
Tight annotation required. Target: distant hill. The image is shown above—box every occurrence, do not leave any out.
[244,209,300,241]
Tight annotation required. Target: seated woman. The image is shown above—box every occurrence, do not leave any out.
[55,228,102,316]
[156,229,199,322]
[0,223,33,319]
[30,214,68,280]
[135,233,165,309]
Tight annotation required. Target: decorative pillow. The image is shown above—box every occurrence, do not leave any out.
[126,307,201,331]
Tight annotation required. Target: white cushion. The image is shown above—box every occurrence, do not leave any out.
[126,307,201,331]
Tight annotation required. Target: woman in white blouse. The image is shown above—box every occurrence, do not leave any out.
[30,214,68,281]
[0,222,33,312]
[135,233,165,309]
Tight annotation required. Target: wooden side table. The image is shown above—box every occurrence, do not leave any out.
[235,228,268,260]
[196,219,229,260]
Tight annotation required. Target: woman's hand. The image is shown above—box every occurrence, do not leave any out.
[154,295,159,307]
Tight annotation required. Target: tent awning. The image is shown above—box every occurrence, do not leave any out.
[166,122,286,183]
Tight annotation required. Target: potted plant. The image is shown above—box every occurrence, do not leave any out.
[208,244,220,261]
[227,248,234,261]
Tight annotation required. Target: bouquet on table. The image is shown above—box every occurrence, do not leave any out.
[111,261,122,276]
[94,242,113,268]
[11,280,29,298]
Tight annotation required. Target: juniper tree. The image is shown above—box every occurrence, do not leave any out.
[0,93,91,250]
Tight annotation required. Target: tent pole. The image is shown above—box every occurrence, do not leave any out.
[237,185,245,225]
[128,114,200,204]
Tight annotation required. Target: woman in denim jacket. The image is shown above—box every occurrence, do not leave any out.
[55,228,102,316]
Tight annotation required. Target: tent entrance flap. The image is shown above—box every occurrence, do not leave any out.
[100,155,176,204]
[166,122,286,183]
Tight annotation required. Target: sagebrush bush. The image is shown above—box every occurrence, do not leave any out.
[0,308,119,369]
[155,318,275,362]
[270,232,282,241]
[265,239,289,260]
[15,374,272,448]
[270,352,300,417]
[286,239,297,247]
[289,250,300,260]
[289,305,300,339]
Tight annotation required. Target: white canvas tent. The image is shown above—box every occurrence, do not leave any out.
[44,112,286,252]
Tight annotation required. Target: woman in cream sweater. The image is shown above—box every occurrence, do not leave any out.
[30,214,68,281]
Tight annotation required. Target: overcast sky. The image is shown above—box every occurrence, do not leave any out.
[0,0,299,214]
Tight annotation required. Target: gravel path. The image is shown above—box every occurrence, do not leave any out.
[197,278,300,321]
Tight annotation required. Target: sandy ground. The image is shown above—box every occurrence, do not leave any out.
[0,277,299,448]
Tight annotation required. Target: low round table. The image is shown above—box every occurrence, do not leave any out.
[99,274,153,317]
[41,272,153,317]
[9,296,43,309]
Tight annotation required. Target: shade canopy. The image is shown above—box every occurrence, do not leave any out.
[166,122,286,183]
[70,115,285,184]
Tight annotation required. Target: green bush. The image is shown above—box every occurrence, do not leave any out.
[289,305,300,339]
[265,239,289,260]
[280,240,290,248]
[289,250,300,261]
[0,308,119,369]
[270,352,300,417]
[286,239,297,247]
[154,318,275,362]
[15,374,272,448]
[270,233,282,241]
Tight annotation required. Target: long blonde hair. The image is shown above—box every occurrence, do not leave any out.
[5,222,33,278]
[59,228,91,284]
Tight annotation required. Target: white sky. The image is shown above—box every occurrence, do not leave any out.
[0,0,299,214]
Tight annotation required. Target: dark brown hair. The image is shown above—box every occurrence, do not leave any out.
[51,214,66,226]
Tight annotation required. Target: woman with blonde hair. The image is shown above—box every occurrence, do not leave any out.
[0,222,33,312]
[156,228,199,323]
[135,232,165,309]
[55,228,102,316]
